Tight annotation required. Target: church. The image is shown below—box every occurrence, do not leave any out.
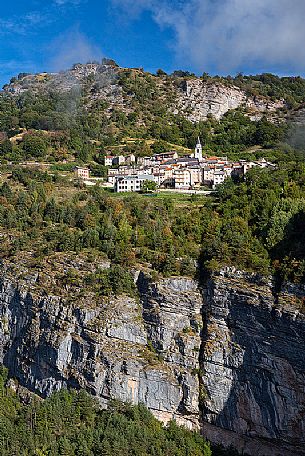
[194,137,203,161]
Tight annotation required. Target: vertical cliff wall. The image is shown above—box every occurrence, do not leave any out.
[0,267,305,455]
[0,271,202,429]
[201,270,305,456]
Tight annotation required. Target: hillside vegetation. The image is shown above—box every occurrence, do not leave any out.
[0,64,305,288]
[0,64,300,163]
[0,160,304,291]
[0,367,214,456]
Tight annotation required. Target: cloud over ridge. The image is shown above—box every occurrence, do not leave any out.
[48,28,102,72]
[113,0,305,73]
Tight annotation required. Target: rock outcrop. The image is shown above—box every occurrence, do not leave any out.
[0,265,305,455]
[0,269,202,429]
[173,79,285,122]
[200,270,305,456]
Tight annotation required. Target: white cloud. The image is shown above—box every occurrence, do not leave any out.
[48,29,103,71]
[0,11,51,35]
[113,0,305,73]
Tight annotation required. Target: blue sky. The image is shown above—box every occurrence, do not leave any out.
[1,0,305,88]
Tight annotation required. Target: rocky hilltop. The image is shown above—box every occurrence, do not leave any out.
[3,63,286,122]
[0,261,304,456]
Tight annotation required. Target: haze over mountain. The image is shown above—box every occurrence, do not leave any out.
[1,1,305,88]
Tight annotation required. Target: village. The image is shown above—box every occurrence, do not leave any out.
[75,138,276,193]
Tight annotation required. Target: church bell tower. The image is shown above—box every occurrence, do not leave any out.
[194,137,202,161]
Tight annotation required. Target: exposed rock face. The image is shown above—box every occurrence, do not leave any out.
[0,266,305,455]
[174,80,285,122]
[0,271,202,429]
[201,270,305,456]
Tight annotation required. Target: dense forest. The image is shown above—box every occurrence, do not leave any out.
[0,366,210,456]
[0,366,244,456]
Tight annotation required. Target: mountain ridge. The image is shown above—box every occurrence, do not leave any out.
[2,63,289,123]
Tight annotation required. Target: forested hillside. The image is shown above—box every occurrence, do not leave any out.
[0,63,305,286]
[0,63,301,164]
[0,160,304,293]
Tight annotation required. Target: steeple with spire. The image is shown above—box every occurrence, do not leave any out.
[194,137,203,161]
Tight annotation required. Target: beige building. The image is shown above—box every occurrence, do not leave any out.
[173,169,191,189]
[189,167,202,187]
[155,151,178,162]
[75,167,90,179]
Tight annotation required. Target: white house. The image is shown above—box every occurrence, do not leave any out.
[213,170,225,188]
[104,156,114,166]
[203,166,215,185]
[115,174,155,193]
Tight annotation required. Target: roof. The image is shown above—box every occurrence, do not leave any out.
[163,159,177,165]
[155,151,177,157]
[117,174,155,181]
[177,156,197,161]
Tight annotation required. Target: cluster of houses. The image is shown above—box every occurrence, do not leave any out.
[106,139,275,192]
[75,139,275,192]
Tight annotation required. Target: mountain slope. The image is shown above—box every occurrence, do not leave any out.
[3,63,288,123]
[1,63,299,161]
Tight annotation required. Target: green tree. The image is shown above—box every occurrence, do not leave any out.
[142,180,157,192]
[23,133,48,158]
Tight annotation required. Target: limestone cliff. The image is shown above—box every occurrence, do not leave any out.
[0,264,305,455]
[173,80,285,122]
[0,267,202,429]
[200,270,305,456]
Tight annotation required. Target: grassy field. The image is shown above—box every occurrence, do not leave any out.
[104,188,209,207]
